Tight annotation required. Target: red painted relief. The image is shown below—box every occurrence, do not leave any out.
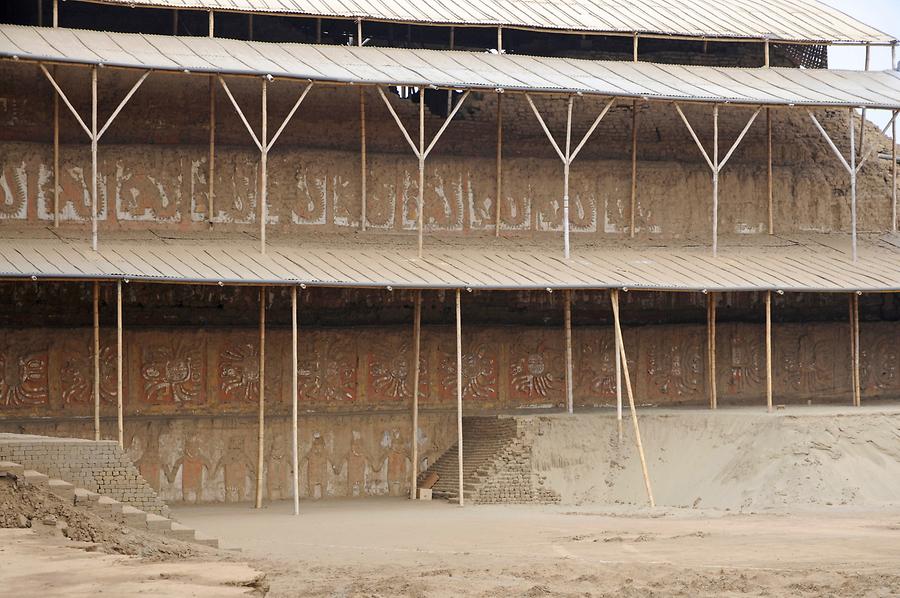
[0,342,48,408]
[140,338,205,405]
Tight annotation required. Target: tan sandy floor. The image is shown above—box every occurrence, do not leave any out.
[175,499,900,597]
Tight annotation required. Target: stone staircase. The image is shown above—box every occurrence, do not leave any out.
[0,461,218,548]
[418,416,559,505]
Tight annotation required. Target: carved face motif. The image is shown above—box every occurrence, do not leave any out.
[142,341,202,403]
[220,343,261,403]
[0,348,49,408]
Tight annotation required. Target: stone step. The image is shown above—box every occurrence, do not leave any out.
[96,496,124,515]
[74,487,101,507]
[145,513,174,532]
[165,522,197,542]
[0,461,24,478]
[47,479,75,501]
[121,505,149,527]
[22,470,49,488]
[193,533,220,549]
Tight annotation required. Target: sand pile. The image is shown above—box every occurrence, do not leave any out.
[0,476,201,559]
[523,408,900,510]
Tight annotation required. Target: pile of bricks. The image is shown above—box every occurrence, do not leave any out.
[0,434,167,515]
[418,417,560,505]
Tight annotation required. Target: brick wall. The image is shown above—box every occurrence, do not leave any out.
[0,433,168,514]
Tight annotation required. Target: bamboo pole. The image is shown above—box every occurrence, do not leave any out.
[563,96,573,259]
[360,89,367,231]
[633,34,639,62]
[767,108,773,234]
[610,290,654,507]
[208,10,214,36]
[852,294,861,407]
[410,291,422,499]
[849,108,857,263]
[564,289,574,414]
[764,39,770,67]
[418,91,425,258]
[892,109,897,233]
[712,104,719,257]
[52,0,58,27]
[256,287,266,509]
[455,289,464,506]
[53,72,59,228]
[291,286,299,515]
[849,294,857,406]
[116,280,123,448]
[614,295,622,441]
[630,99,638,238]
[859,45,870,159]
[93,281,100,441]
[495,93,503,237]
[260,78,267,255]
[765,291,773,413]
[91,65,98,252]
[707,292,717,409]
[209,78,215,224]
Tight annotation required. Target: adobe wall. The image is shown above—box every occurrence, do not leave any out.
[0,63,896,238]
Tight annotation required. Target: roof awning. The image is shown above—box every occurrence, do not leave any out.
[2,26,899,110]
[66,0,895,44]
[3,233,900,293]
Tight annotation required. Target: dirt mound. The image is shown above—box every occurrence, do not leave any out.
[522,408,900,510]
[0,476,202,559]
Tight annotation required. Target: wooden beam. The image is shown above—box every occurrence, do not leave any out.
[53,70,59,229]
[614,295,622,441]
[291,286,299,515]
[360,89,367,231]
[255,287,266,509]
[410,290,422,499]
[494,93,503,237]
[707,292,717,409]
[893,109,898,233]
[90,65,97,252]
[852,293,861,407]
[260,78,267,255]
[630,99,638,238]
[765,291,773,413]
[93,281,100,441]
[564,289,574,414]
[116,280,123,448]
[209,78,215,224]
[455,289,464,506]
[849,109,858,263]
[767,108,773,235]
[563,96,573,259]
[418,91,425,258]
[610,289,654,507]
[712,104,718,257]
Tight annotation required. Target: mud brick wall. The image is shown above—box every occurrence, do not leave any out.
[1,63,896,239]
[0,433,167,514]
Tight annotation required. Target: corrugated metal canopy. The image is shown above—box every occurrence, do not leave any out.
[68,0,894,44]
[2,25,900,109]
[2,233,900,292]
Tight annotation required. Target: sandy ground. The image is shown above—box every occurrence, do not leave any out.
[175,499,900,597]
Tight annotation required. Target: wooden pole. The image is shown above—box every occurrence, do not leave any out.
[208,10,214,36]
[849,108,857,262]
[316,19,321,43]
[764,39,770,67]
[93,281,100,441]
[630,99,638,238]
[633,34,639,62]
[260,78,267,255]
[256,287,266,509]
[563,96,573,259]
[360,89,367,231]
[172,9,178,35]
[614,293,622,441]
[497,26,502,52]
[610,290,654,507]
[248,14,253,40]
[90,65,98,252]
[564,289,574,414]
[116,280,123,448]
[892,109,897,233]
[852,294,861,407]
[765,291,773,413]
[209,78,215,224]
[455,289,464,506]
[849,294,857,406]
[860,45,870,158]
[410,291,422,499]
[767,108,773,234]
[712,104,719,257]
[707,292,717,409]
[52,0,58,27]
[417,90,425,258]
[291,286,299,515]
[53,71,59,228]
[494,93,503,237]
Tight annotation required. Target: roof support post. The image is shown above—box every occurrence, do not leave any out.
[208,10,214,36]
[765,291,773,413]
[526,94,616,258]
[564,289,574,414]
[360,89,367,231]
[860,44,871,158]
[116,280,123,448]
[455,288,464,506]
[494,92,503,237]
[376,87,470,258]
[707,292,717,409]
[93,281,100,441]
[497,26,502,53]
[40,64,150,249]
[610,289,654,507]
[409,290,422,499]
[767,108,773,234]
[893,109,897,233]
[53,69,59,228]
[614,292,622,441]
[633,34,639,62]
[291,286,299,515]
[675,102,761,257]
[630,100,638,237]
[52,0,58,27]
[255,287,266,509]
[763,39,770,67]
[807,108,859,261]
[209,78,215,224]
[850,293,861,407]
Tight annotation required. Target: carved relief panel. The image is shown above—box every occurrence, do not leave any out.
[296,331,357,403]
[365,331,428,403]
[137,333,206,407]
[59,334,122,409]
[508,330,564,404]
[641,327,704,403]
[0,335,49,409]
[436,330,499,402]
